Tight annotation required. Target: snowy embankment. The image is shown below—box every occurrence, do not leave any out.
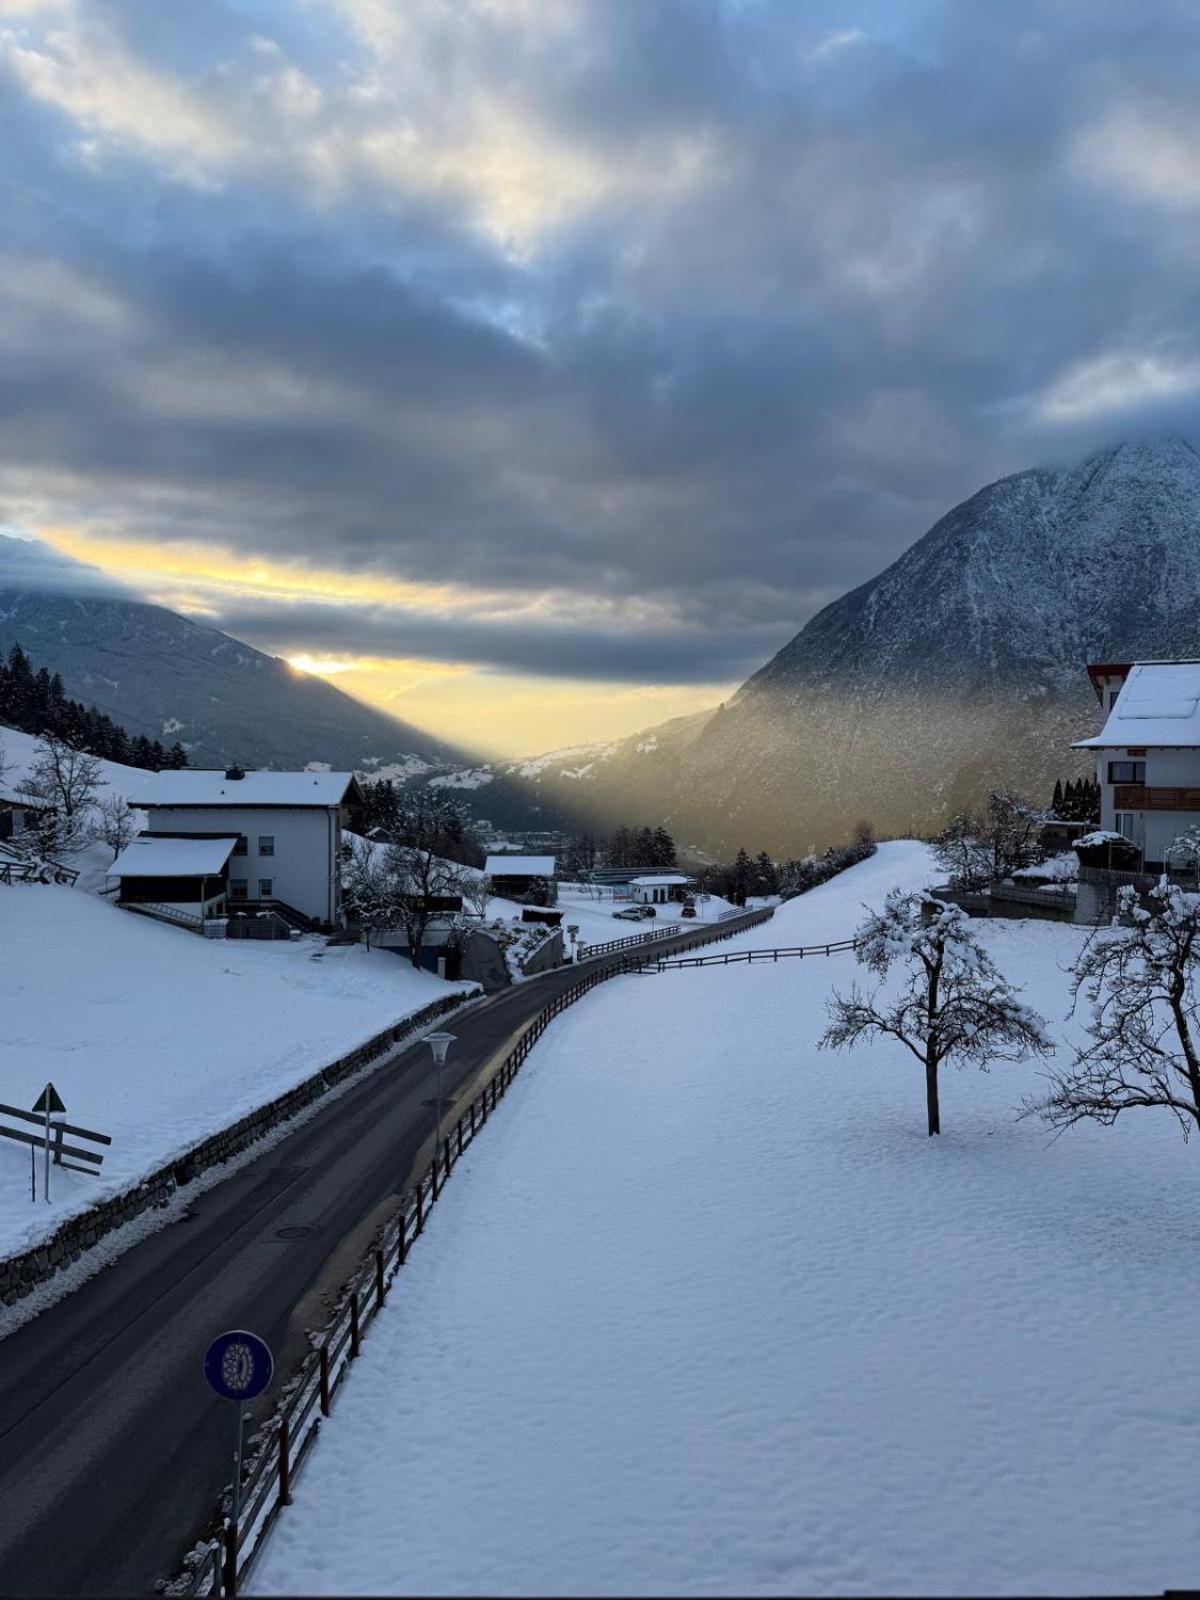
[0,886,475,1261]
[253,841,1198,1597]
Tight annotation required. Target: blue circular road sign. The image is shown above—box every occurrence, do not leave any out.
[204,1329,274,1402]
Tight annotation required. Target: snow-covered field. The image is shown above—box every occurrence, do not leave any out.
[0,885,474,1261]
[253,842,1200,1597]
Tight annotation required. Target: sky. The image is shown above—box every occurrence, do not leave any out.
[2,1,1200,757]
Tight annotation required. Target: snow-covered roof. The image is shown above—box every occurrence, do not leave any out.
[132,770,358,808]
[485,854,557,877]
[630,873,693,886]
[1074,661,1200,749]
[109,834,240,877]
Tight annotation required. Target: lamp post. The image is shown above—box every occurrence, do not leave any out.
[425,1031,456,1182]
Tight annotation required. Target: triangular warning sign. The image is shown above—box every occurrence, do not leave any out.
[32,1082,65,1115]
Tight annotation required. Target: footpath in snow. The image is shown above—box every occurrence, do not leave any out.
[253,841,1200,1597]
[0,885,474,1262]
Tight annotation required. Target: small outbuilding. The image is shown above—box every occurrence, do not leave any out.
[108,834,240,924]
[485,853,558,903]
[630,872,694,906]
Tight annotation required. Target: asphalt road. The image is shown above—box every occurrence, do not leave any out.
[0,911,768,1597]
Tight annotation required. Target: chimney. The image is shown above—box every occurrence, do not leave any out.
[225,766,246,781]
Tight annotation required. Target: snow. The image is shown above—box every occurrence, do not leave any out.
[428,768,494,791]
[107,834,238,877]
[252,841,1200,1597]
[131,769,355,807]
[485,854,556,877]
[0,885,475,1262]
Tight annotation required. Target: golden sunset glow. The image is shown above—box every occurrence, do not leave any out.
[28,527,732,756]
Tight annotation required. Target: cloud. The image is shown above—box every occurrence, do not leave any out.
[4,0,1200,703]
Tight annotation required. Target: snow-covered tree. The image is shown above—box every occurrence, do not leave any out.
[95,792,138,860]
[342,836,401,952]
[821,889,1053,1136]
[934,791,1045,889]
[21,732,102,856]
[1165,826,1200,889]
[1031,880,1200,1142]
[461,871,491,919]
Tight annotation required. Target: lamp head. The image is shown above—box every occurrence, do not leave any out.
[425,1030,456,1067]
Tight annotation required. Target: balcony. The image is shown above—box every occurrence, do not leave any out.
[1112,785,1200,811]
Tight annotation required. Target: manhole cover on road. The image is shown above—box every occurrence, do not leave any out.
[274,1225,317,1241]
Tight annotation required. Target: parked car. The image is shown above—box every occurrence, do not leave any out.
[612,904,656,921]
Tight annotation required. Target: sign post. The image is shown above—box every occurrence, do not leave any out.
[204,1329,274,1555]
[31,1083,65,1203]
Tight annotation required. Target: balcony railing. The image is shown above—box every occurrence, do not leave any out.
[1112,785,1200,811]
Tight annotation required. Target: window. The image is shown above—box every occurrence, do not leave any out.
[233,835,248,856]
[1108,760,1145,784]
[230,879,248,899]
[258,878,274,898]
[1108,689,1121,711]
[258,835,275,856]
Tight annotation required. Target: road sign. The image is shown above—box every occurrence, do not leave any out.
[32,1083,65,1203]
[205,1331,274,1528]
[204,1330,274,1402]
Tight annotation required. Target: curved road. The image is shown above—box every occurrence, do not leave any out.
[0,911,768,1596]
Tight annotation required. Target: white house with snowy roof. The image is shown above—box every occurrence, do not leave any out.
[1073,661,1200,867]
[110,767,361,930]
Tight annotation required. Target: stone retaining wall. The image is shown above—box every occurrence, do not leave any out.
[0,991,469,1307]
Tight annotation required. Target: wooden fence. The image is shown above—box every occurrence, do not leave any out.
[645,938,858,971]
[0,1102,111,1176]
[0,857,79,887]
[172,905,774,1597]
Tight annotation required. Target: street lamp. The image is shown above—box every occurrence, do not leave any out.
[425,1031,456,1179]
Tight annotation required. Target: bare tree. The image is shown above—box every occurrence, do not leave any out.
[22,733,103,855]
[95,792,138,860]
[1030,880,1200,1141]
[341,836,401,951]
[933,810,989,889]
[461,871,491,919]
[934,792,1045,889]
[821,889,1052,1135]
[391,842,465,967]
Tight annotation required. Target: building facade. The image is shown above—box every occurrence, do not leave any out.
[1074,661,1200,868]
[123,768,361,929]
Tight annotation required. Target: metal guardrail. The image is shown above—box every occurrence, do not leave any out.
[171,905,774,1597]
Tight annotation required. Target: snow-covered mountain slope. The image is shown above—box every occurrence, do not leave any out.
[505,438,1200,855]
[0,537,462,776]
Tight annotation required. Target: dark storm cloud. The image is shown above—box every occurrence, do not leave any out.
[210,595,782,684]
[4,0,1200,681]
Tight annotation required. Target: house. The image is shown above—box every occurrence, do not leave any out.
[1073,660,1200,868]
[118,767,362,930]
[629,872,694,906]
[485,853,558,903]
[0,779,50,842]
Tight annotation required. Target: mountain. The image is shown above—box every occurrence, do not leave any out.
[493,438,1200,856]
[0,536,464,776]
